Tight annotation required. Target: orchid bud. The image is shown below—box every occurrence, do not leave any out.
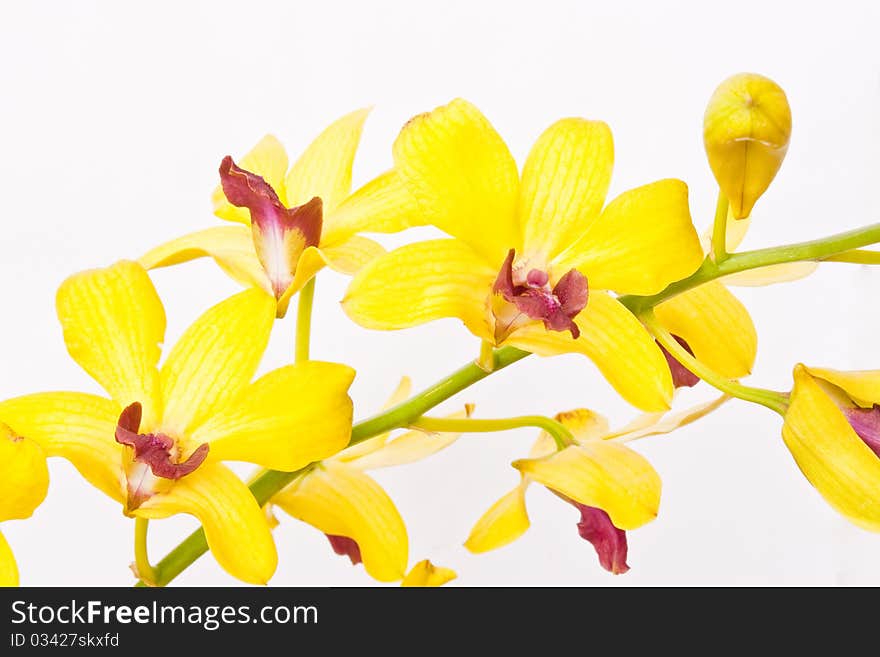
[703,73,792,219]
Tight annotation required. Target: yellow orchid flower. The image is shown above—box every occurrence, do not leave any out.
[466,398,726,573]
[140,109,421,316]
[0,261,355,584]
[271,378,467,583]
[782,364,880,530]
[343,99,706,411]
[0,423,49,586]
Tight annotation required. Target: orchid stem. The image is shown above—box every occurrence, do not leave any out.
[134,518,156,586]
[642,311,788,415]
[412,415,573,450]
[710,192,730,264]
[295,278,316,363]
[621,221,880,313]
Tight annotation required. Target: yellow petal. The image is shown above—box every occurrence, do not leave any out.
[529,408,610,457]
[401,560,457,587]
[191,361,355,471]
[213,134,289,224]
[805,367,880,408]
[513,442,661,530]
[139,225,270,294]
[554,179,703,296]
[704,73,792,219]
[722,261,818,286]
[273,461,408,582]
[56,261,165,427]
[159,288,275,437]
[0,393,124,503]
[342,239,494,340]
[276,246,329,316]
[321,237,385,275]
[285,108,371,212]
[345,407,470,471]
[0,532,18,587]
[654,281,757,379]
[0,423,49,522]
[608,395,729,443]
[782,365,880,531]
[136,463,277,584]
[464,482,530,553]
[335,377,412,462]
[393,99,520,263]
[507,292,673,411]
[519,118,613,261]
[322,170,424,246]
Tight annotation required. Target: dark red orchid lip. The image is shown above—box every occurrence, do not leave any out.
[574,503,629,575]
[492,248,588,339]
[326,534,362,566]
[843,404,880,458]
[658,335,700,389]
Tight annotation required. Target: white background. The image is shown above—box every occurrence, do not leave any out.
[1,0,879,586]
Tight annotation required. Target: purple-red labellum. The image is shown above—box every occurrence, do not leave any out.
[493,249,588,338]
[326,534,362,565]
[658,335,700,389]
[115,403,209,480]
[575,503,630,575]
[219,156,323,298]
[843,404,880,458]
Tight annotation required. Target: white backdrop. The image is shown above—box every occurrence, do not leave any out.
[2,0,879,586]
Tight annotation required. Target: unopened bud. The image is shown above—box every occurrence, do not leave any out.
[703,73,792,219]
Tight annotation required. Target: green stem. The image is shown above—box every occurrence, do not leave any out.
[621,221,880,314]
[642,311,788,415]
[710,192,730,264]
[295,278,316,363]
[134,518,156,586]
[412,415,573,450]
[136,345,531,587]
[822,249,880,265]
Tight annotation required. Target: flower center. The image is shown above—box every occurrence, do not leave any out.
[491,248,588,342]
[219,157,323,299]
[115,402,209,510]
[843,404,880,458]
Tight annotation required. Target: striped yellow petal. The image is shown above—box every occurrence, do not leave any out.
[464,481,530,553]
[393,99,520,263]
[321,237,385,275]
[0,423,49,522]
[401,560,457,587]
[159,288,275,437]
[554,179,703,296]
[212,134,289,224]
[139,225,270,294]
[342,239,495,340]
[513,442,661,530]
[285,108,370,212]
[782,365,880,530]
[136,463,277,584]
[322,170,424,246]
[56,261,165,428]
[191,362,354,471]
[805,367,880,408]
[654,281,757,379]
[0,533,17,587]
[518,118,613,261]
[0,393,124,503]
[273,461,408,582]
[507,292,673,411]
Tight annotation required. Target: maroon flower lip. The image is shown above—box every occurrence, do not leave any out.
[843,404,880,458]
[492,249,588,339]
[219,156,323,298]
[658,335,700,389]
[574,503,629,575]
[115,402,209,481]
[326,534,362,565]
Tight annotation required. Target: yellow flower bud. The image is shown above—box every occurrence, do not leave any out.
[703,73,792,219]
